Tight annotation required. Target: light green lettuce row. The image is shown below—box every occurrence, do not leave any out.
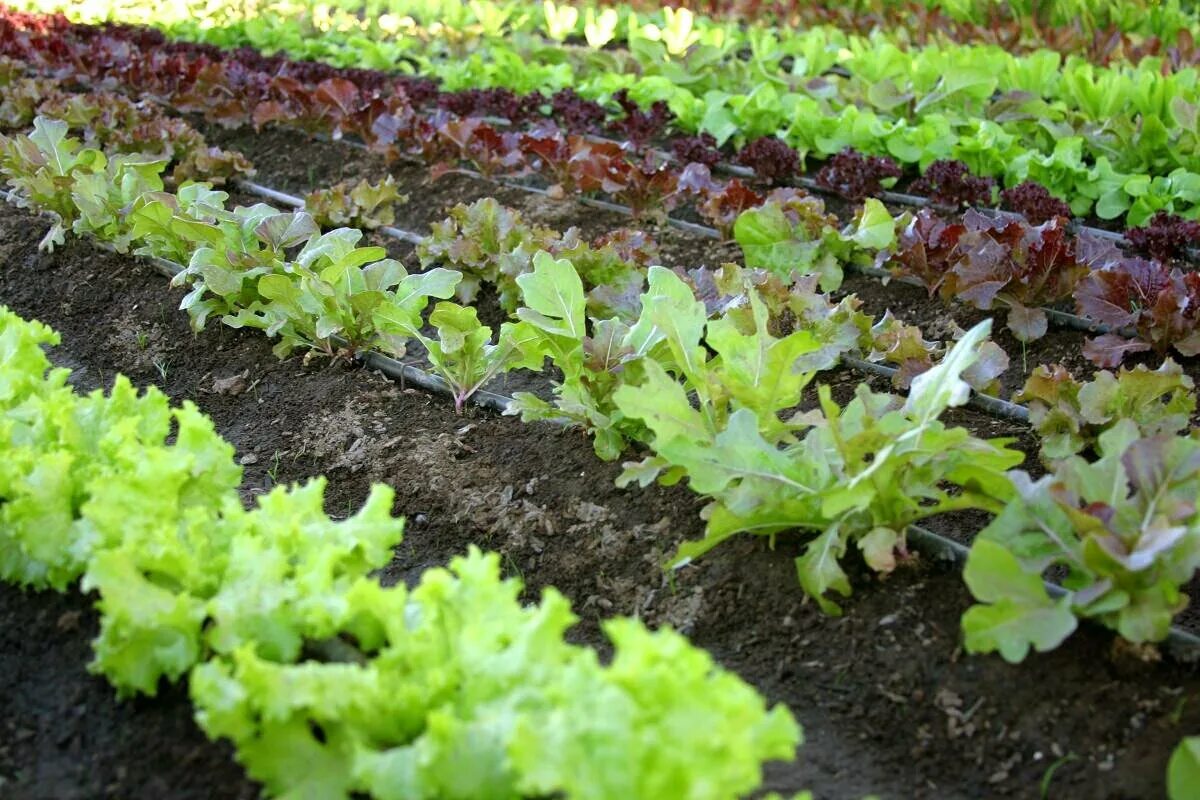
[0,305,804,799]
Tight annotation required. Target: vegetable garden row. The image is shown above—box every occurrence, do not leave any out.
[3,1,1200,797]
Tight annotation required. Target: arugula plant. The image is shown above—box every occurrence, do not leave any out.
[387,300,546,413]
[226,228,460,359]
[1016,360,1196,464]
[506,252,845,461]
[70,152,170,251]
[505,250,659,460]
[133,188,322,330]
[963,420,1200,662]
[616,320,1022,613]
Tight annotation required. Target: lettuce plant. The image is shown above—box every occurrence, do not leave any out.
[303,175,407,230]
[890,208,1087,341]
[963,421,1200,661]
[735,195,894,290]
[227,228,460,358]
[1016,360,1196,463]
[616,320,1022,612]
[418,198,559,309]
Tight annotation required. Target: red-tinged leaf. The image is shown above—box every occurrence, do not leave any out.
[314,77,359,118]
[563,138,625,195]
[251,100,291,130]
[203,99,250,128]
[894,358,932,390]
[608,155,680,224]
[1083,334,1152,368]
[888,209,965,295]
[1006,303,1048,342]
[1001,180,1071,224]
[428,161,458,182]
[910,159,994,207]
[1174,330,1200,356]
[735,137,799,185]
[1082,502,1116,526]
[550,88,606,133]
[698,179,764,241]
[592,228,660,265]
[670,133,721,169]
[1126,211,1200,262]
[676,162,719,195]
[368,111,405,151]
[950,234,1009,308]
[1074,260,1166,328]
[438,117,525,177]
[607,88,672,146]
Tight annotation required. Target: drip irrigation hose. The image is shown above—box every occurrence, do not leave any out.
[851,265,1137,339]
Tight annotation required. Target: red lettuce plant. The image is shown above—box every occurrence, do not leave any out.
[911,159,994,207]
[814,148,902,201]
[735,136,799,185]
[890,209,1086,341]
[1076,257,1200,366]
[1000,180,1072,224]
[1125,211,1200,262]
[671,133,721,169]
[607,89,672,146]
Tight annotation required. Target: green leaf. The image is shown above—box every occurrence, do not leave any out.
[905,319,991,423]
[1169,738,1200,800]
[847,199,895,250]
[795,526,851,615]
[515,251,586,340]
[962,540,1077,663]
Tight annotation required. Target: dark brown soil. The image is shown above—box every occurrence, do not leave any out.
[3,183,1200,799]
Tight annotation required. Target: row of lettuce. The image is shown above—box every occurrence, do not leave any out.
[4,100,1200,800]
[6,4,1200,227]
[0,306,802,799]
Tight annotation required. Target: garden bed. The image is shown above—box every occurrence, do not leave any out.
[2,190,1198,798]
